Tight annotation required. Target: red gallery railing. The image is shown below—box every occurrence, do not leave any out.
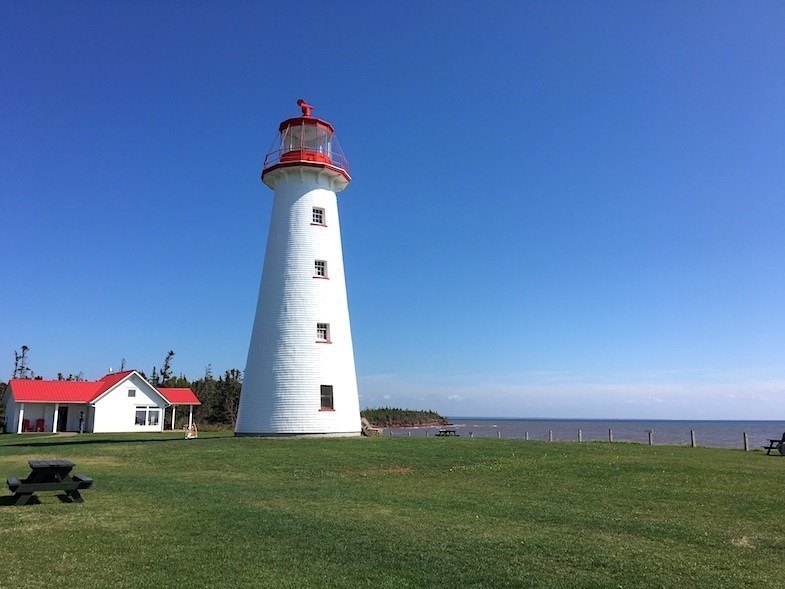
[263,147,350,175]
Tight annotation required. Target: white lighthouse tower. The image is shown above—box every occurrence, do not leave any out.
[236,100,362,437]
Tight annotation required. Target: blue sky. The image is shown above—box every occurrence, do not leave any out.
[1,1,783,419]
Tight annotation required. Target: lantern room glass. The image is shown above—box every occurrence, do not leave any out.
[281,122,333,158]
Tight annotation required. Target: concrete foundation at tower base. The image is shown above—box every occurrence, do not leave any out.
[235,431,361,438]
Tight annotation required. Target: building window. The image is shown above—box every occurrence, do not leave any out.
[128,389,136,398]
[312,207,325,225]
[135,406,160,426]
[320,385,334,410]
[314,260,327,278]
[317,323,330,342]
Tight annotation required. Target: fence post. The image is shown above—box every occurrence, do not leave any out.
[497,430,501,439]
[578,429,582,443]
[608,428,613,443]
[743,432,749,452]
[647,430,653,446]
[690,430,696,448]
[469,431,474,438]
[524,431,529,441]
[425,430,428,437]
[548,430,553,442]
[407,430,411,437]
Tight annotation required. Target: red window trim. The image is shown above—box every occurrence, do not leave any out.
[315,340,332,344]
[319,407,335,412]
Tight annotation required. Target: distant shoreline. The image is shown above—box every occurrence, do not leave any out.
[375,420,449,429]
[362,407,449,429]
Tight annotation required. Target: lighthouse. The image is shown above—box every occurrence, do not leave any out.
[236,100,362,437]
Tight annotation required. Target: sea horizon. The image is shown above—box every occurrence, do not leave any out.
[388,417,785,450]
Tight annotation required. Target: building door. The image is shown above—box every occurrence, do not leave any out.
[57,407,68,432]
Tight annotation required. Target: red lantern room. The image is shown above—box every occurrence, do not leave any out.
[261,99,351,188]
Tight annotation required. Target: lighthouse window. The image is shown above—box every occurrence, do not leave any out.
[312,207,325,225]
[317,323,330,342]
[314,260,327,278]
[320,385,334,410]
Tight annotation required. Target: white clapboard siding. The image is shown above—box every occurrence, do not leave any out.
[236,166,361,436]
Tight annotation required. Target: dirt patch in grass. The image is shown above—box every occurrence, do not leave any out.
[732,535,756,549]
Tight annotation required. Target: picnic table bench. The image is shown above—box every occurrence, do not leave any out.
[6,460,93,506]
[763,433,785,456]
[435,429,459,437]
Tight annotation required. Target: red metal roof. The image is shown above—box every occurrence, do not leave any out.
[9,380,101,403]
[91,370,136,398]
[157,388,201,405]
[278,116,335,134]
[7,371,199,405]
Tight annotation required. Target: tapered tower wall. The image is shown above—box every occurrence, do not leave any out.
[236,166,361,436]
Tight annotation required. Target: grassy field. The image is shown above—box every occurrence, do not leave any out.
[0,433,783,588]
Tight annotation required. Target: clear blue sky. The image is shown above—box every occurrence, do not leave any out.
[2,1,783,419]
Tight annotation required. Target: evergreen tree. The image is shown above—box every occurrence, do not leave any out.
[0,381,6,427]
[149,367,160,386]
[222,369,243,426]
[12,346,33,379]
[160,350,175,383]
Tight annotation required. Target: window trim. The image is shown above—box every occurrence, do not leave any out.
[134,406,161,427]
[316,323,331,343]
[320,385,334,410]
[311,207,326,226]
[128,389,136,398]
[314,259,328,279]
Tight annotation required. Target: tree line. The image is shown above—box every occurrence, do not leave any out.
[360,406,448,427]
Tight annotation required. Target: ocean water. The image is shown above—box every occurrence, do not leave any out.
[386,418,785,450]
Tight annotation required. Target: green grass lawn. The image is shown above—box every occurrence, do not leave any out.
[0,433,783,588]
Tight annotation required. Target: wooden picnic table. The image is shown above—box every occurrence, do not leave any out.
[6,460,93,505]
[763,433,785,456]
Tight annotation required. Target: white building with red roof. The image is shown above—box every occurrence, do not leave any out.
[2,370,200,434]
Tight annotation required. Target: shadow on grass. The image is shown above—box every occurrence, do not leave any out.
[1,435,230,449]
[0,494,39,507]
[0,493,85,507]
